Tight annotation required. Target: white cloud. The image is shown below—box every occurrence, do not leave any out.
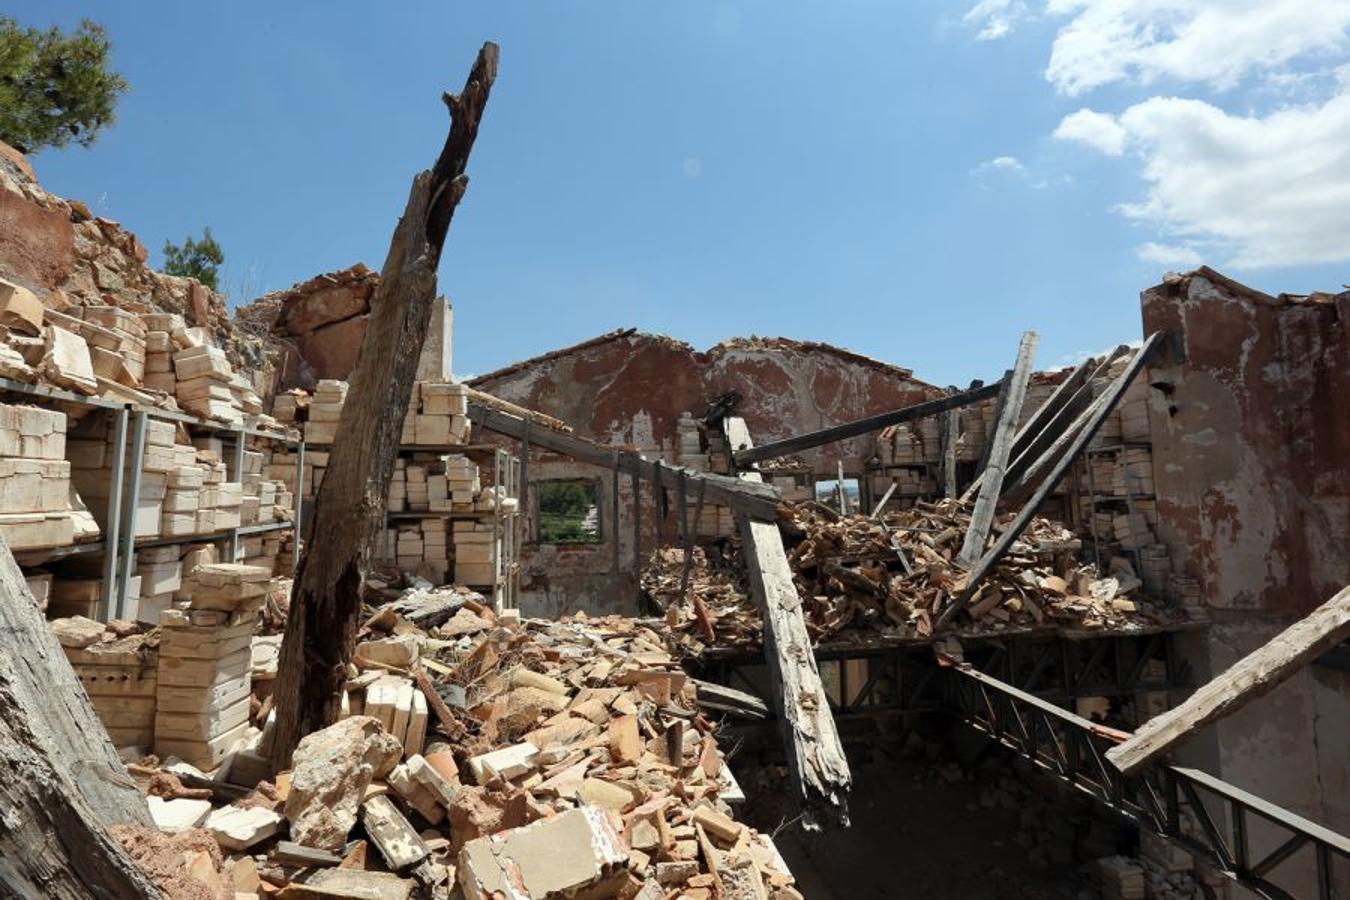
[1108,92,1350,267]
[964,0,1030,40]
[1136,241,1203,267]
[1053,108,1127,155]
[1044,0,1350,96]
[971,155,1026,176]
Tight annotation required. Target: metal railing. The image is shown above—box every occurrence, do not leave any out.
[941,659,1349,899]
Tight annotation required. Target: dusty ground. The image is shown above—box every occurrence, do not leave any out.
[735,745,1110,900]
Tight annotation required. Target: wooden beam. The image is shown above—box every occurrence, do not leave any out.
[722,416,851,827]
[731,382,1002,468]
[941,407,958,498]
[961,351,1101,502]
[0,536,165,898]
[1108,585,1350,774]
[1001,347,1129,502]
[935,333,1164,629]
[271,43,499,770]
[466,400,781,522]
[958,332,1038,566]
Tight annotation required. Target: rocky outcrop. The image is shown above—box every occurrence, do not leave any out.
[234,264,378,388]
[0,140,276,396]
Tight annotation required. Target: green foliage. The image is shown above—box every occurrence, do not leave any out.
[537,480,601,544]
[0,17,129,153]
[163,228,225,290]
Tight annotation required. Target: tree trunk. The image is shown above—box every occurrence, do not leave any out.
[270,42,499,770]
[0,535,164,899]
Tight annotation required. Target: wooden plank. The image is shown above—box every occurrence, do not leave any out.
[732,382,1002,468]
[1001,347,1129,501]
[958,332,1038,566]
[1107,585,1350,774]
[467,399,781,521]
[935,333,1164,629]
[722,417,851,827]
[0,535,164,899]
[961,351,1099,502]
[942,407,958,498]
[870,482,898,520]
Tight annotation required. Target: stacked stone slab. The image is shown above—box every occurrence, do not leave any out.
[445,454,479,510]
[306,379,347,445]
[175,342,241,424]
[63,630,159,750]
[453,520,495,587]
[0,402,79,549]
[80,305,148,385]
[155,563,271,769]
[136,545,183,624]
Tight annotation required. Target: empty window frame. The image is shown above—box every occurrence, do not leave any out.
[535,478,602,544]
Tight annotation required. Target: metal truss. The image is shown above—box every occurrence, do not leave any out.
[942,661,1349,900]
[694,630,1191,726]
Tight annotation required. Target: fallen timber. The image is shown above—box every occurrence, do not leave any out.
[730,381,1002,468]
[721,416,852,828]
[466,391,782,522]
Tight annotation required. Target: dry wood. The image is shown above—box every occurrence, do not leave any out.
[958,331,1037,566]
[731,382,1002,468]
[722,416,851,827]
[0,535,164,899]
[466,399,781,521]
[1107,584,1350,774]
[935,332,1164,628]
[271,43,499,769]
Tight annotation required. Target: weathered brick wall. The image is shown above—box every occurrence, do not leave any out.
[1141,267,1350,861]
[471,331,940,618]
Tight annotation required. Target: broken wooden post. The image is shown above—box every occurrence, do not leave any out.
[935,333,1164,629]
[958,331,1037,566]
[0,535,166,899]
[731,382,1002,468]
[722,416,851,827]
[1108,584,1350,774]
[271,43,499,769]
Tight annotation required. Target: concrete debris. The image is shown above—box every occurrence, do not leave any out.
[284,715,403,851]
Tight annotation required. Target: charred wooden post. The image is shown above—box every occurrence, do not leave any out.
[0,536,165,899]
[271,42,499,769]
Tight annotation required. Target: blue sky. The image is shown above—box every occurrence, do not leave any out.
[13,2,1350,387]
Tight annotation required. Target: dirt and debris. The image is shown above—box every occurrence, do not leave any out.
[115,585,798,899]
[643,499,1190,651]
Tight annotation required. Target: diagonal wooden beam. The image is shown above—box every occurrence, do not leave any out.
[731,382,1001,468]
[466,397,782,522]
[960,350,1102,502]
[935,332,1165,629]
[723,416,852,827]
[1000,347,1130,502]
[1108,585,1350,774]
[958,331,1038,566]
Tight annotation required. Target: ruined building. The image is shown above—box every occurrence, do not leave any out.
[1,134,1346,900]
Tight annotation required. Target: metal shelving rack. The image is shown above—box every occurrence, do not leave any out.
[312,439,521,609]
[1081,440,1155,575]
[0,376,302,621]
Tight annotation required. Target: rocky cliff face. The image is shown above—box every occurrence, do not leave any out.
[0,141,276,395]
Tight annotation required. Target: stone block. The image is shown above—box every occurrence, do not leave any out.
[457,806,629,900]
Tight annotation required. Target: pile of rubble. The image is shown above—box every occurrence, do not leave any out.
[109,587,798,899]
[643,499,1183,651]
